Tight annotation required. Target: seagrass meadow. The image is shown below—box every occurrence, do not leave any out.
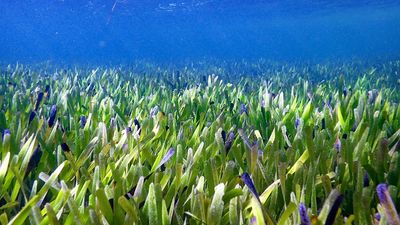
[1,60,400,225]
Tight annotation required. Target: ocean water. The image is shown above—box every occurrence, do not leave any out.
[2,2,400,224]
[1,0,400,65]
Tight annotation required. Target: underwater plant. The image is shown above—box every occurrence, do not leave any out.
[0,60,400,224]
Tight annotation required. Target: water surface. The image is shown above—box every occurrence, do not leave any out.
[0,0,399,64]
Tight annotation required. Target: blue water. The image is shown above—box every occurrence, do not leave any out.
[1,0,399,65]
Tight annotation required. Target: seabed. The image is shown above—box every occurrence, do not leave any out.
[0,60,400,224]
